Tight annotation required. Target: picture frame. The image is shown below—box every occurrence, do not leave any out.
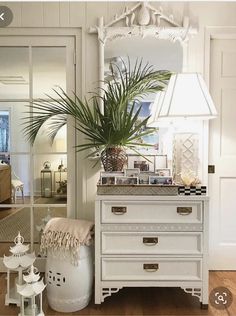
[115,176,138,185]
[149,176,173,185]
[127,155,155,172]
[100,171,124,178]
[124,168,140,178]
[155,168,171,177]
[139,172,155,184]
[101,176,116,185]
[155,155,168,169]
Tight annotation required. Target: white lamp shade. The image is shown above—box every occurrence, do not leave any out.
[148,73,217,126]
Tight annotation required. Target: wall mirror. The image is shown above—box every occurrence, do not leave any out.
[104,37,183,79]
[89,1,197,155]
[104,38,183,155]
[0,37,76,261]
[89,1,197,84]
[89,2,196,168]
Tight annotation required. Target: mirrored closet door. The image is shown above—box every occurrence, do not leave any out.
[0,36,75,263]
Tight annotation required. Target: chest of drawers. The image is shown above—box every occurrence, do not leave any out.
[95,195,209,307]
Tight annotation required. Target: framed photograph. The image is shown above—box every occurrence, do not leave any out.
[155,168,171,177]
[155,155,168,169]
[101,176,115,185]
[127,155,155,172]
[124,168,140,177]
[139,172,155,184]
[116,176,138,185]
[149,176,173,185]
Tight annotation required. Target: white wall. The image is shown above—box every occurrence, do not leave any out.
[2,1,236,219]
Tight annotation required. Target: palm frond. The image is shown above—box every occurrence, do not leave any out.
[23,57,171,158]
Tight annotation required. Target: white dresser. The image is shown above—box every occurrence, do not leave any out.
[95,195,209,307]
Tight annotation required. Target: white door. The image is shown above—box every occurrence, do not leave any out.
[209,38,236,269]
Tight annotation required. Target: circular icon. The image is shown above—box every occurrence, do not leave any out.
[0,6,13,27]
[209,287,233,310]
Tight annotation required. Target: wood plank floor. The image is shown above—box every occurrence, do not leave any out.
[0,271,235,315]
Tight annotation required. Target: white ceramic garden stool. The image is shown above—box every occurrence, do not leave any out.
[40,217,94,313]
[46,245,93,313]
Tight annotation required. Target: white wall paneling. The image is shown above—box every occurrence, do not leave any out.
[21,3,44,27]
[43,2,60,27]
[69,2,86,27]
[59,2,70,27]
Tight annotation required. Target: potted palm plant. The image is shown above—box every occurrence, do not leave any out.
[23,59,171,171]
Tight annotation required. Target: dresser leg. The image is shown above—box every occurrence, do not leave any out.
[201,303,208,309]
[202,272,209,307]
[94,286,101,304]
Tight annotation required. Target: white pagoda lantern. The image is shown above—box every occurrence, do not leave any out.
[3,232,36,306]
[17,265,46,316]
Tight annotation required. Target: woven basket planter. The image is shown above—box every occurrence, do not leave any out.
[101,147,127,171]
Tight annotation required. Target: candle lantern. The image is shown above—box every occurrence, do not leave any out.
[3,232,36,306]
[17,265,46,316]
[41,169,52,198]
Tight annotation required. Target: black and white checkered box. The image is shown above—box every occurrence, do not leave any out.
[178,186,207,195]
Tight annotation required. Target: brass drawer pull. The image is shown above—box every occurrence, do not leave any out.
[111,206,127,215]
[143,263,159,272]
[177,207,192,215]
[143,237,158,246]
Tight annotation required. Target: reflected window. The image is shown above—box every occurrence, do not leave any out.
[0,47,29,99]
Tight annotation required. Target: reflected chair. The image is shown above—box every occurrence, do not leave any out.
[11,172,24,203]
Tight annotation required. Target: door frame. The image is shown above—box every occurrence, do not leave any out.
[204,26,236,269]
[0,28,83,271]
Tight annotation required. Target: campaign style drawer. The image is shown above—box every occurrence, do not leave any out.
[101,232,203,255]
[101,201,202,224]
[102,257,202,281]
